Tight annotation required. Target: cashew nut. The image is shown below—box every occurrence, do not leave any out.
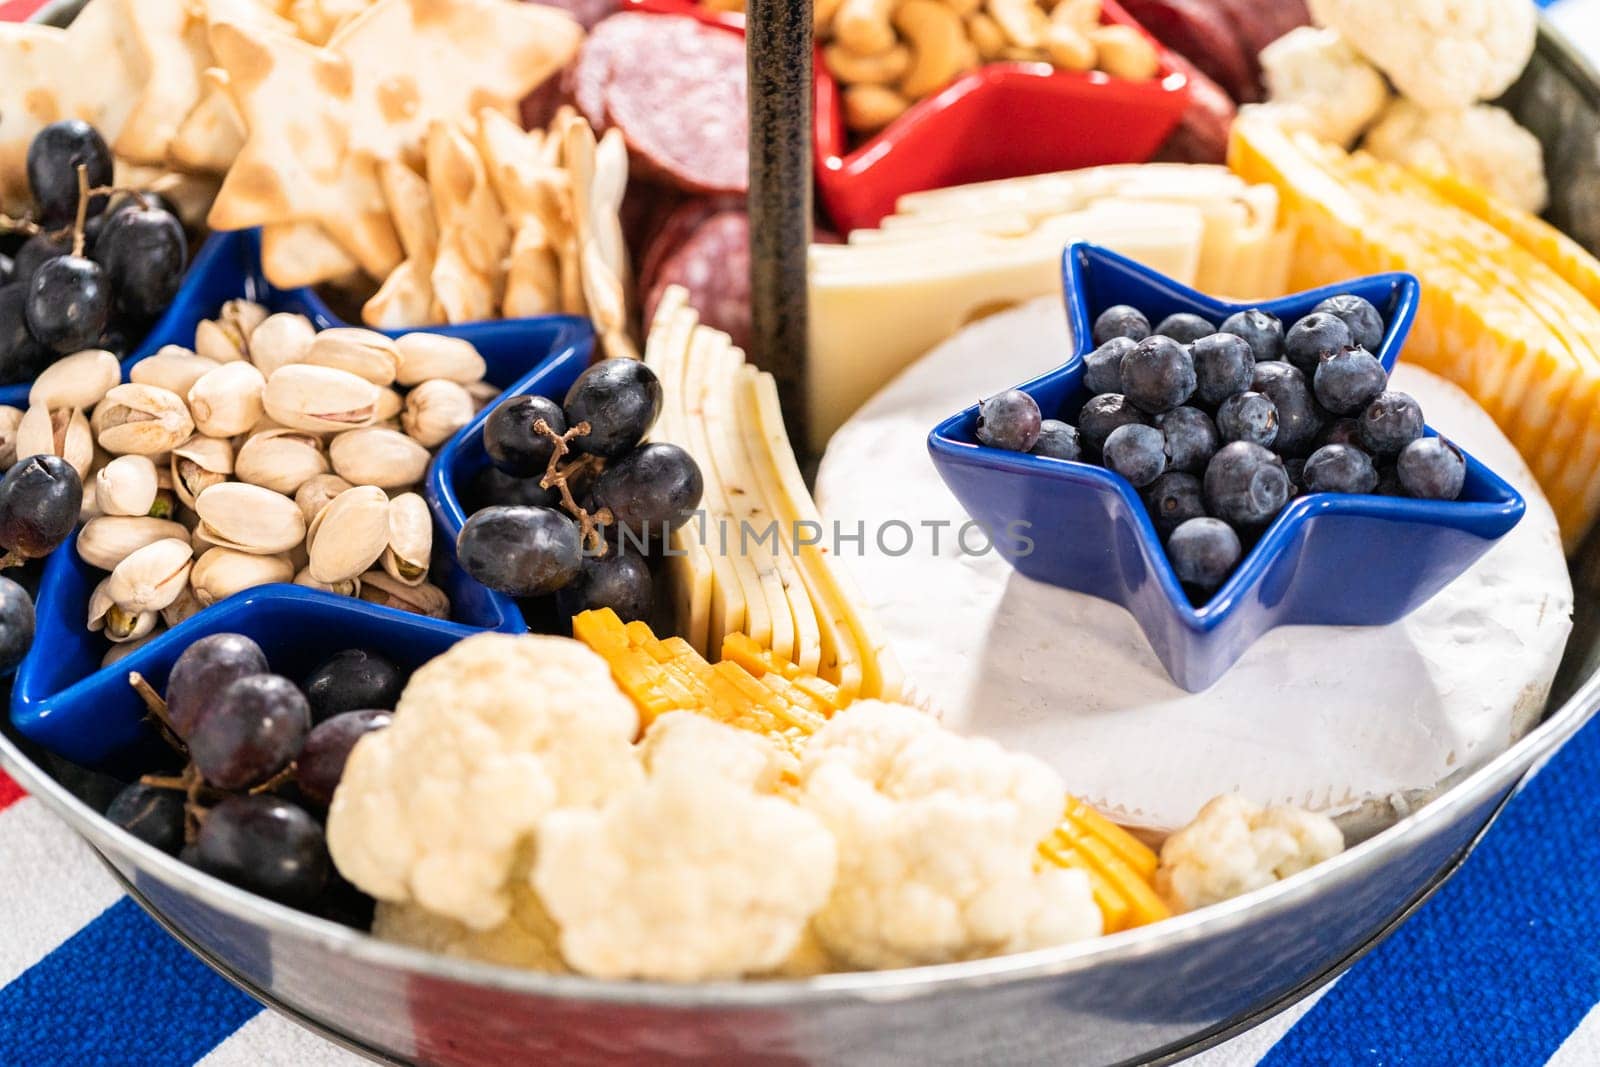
[1045,23,1095,71]
[966,12,1008,60]
[999,45,1048,62]
[942,0,983,15]
[1051,0,1101,32]
[815,0,846,33]
[986,0,1048,48]
[843,84,912,132]
[895,0,978,98]
[835,0,900,55]
[1090,23,1159,80]
[824,42,913,85]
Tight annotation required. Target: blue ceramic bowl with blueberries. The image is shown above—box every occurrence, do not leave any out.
[9,229,598,766]
[928,242,1526,692]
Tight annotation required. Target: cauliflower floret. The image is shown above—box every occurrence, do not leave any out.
[797,701,1101,970]
[1155,794,1344,913]
[1363,99,1548,214]
[1308,0,1536,110]
[1258,27,1391,148]
[327,634,643,930]
[533,714,837,981]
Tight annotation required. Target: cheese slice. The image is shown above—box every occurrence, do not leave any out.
[816,297,1572,837]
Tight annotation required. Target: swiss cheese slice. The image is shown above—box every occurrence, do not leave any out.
[816,298,1572,837]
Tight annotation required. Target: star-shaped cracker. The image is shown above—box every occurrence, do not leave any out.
[206,0,582,284]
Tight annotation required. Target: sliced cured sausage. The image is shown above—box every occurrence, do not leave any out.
[645,210,751,352]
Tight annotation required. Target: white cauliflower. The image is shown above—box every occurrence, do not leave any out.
[1363,99,1548,213]
[797,701,1101,970]
[1259,27,1392,148]
[1155,794,1344,913]
[533,713,837,981]
[1309,0,1536,110]
[327,634,643,930]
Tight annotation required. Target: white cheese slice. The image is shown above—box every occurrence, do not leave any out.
[816,297,1572,838]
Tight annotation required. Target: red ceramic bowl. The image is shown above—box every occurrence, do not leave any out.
[623,0,1192,234]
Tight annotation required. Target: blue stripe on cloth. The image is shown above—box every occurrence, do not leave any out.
[1261,712,1600,1067]
[0,897,262,1065]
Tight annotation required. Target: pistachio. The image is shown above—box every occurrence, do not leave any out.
[194,482,307,555]
[161,584,203,628]
[91,384,195,455]
[466,380,501,413]
[402,379,474,448]
[374,387,404,422]
[106,537,194,613]
[188,361,266,438]
[78,515,190,570]
[247,312,315,377]
[394,332,487,386]
[195,317,247,363]
[328,428,430,489]
[220,299,269,343]
[294,473,355,525]
[359,568,450,618]
[304,328,403,386]
[294,568,361,597]
[130,347,221,397]
[17,405,93,478]
[102,629,162,667]
[88,578,159,642]
[383,492,432,585]
[147,488,178,521]
[306,484,390,583]
[235,428,329,495]
[95,455,160,517]
[190,547,295,606]
[170,434,235,509]
[29,349,120,410]
[79,479,101,522]
[0,405,21,467]
[263,364,381,433]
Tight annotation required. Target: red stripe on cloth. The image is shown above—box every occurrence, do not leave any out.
[0,770,24,812]
[0,0,52,22]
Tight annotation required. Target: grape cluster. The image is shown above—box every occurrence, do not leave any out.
[102,635,398,918]
[979,295,1468,600]
[0,121,189,384]
[460,358,703,624]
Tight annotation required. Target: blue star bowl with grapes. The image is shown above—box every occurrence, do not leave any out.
[927,242,1526,692]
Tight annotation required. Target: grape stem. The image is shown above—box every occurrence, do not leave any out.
[533,418,615,554]
[71,165,89,258]
[128,670,187,755]
[248,764,297,796]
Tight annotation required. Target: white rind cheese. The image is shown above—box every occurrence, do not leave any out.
[816,298,1573,837]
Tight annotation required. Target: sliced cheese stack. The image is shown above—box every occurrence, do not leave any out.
[574,608,1169,933]
[643,286,902,702]
[1229,111,1600,548]
[807,163,1295,451]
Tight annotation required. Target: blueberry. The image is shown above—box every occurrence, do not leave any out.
[1219,309,1284,362]
[1155,406,1217,475]
[1189,333,1254,407]
[1167,517,1242,593]
[1250,361,1322,457]
[1358,391,1424,456]
[1092,304,1150,345]
[975,390,1041,452]
[1396,437,1466,500]
[1143,471,1204,537]
[1215,391,1279,449]
[1076,393,1150,452]
[1083,337,1133,395]
[1284,311,1352,376]
[1314,294,1384,352]
[1375,463,1404,496]
[1103,423,1167,488]
[1030,419,1082,462]
[1313,346,1387,415]
[1204,441,1290,526]
[1153,312,1215,344]
[1120,336,1196,414]
[1301,444,1378,495]
[1318,417,1362,449]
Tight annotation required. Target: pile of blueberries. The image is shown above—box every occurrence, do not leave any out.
[103,637,400,921]
[976,294,1467,598]
[462,357,703,625]
[1,120,189,384]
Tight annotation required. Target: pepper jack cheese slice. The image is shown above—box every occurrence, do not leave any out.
[816,298,1572,837]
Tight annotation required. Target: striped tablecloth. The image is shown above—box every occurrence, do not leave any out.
[4,2,1600,1063]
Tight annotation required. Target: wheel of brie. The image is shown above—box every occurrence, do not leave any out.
[816,298,1573,839]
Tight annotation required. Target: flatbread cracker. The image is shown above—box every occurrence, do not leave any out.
[261,223,365,288]
[425,120,507,324]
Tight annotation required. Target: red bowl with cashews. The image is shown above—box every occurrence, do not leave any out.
[626,0,1192,234]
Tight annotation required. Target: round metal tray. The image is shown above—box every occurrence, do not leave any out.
[3,19,1599,1067]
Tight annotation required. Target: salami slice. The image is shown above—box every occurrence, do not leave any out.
[638,195,743,299]
[644,210,751,352]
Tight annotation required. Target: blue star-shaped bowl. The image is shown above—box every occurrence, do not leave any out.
[928,242,1526,692]
[9,229,597,767]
